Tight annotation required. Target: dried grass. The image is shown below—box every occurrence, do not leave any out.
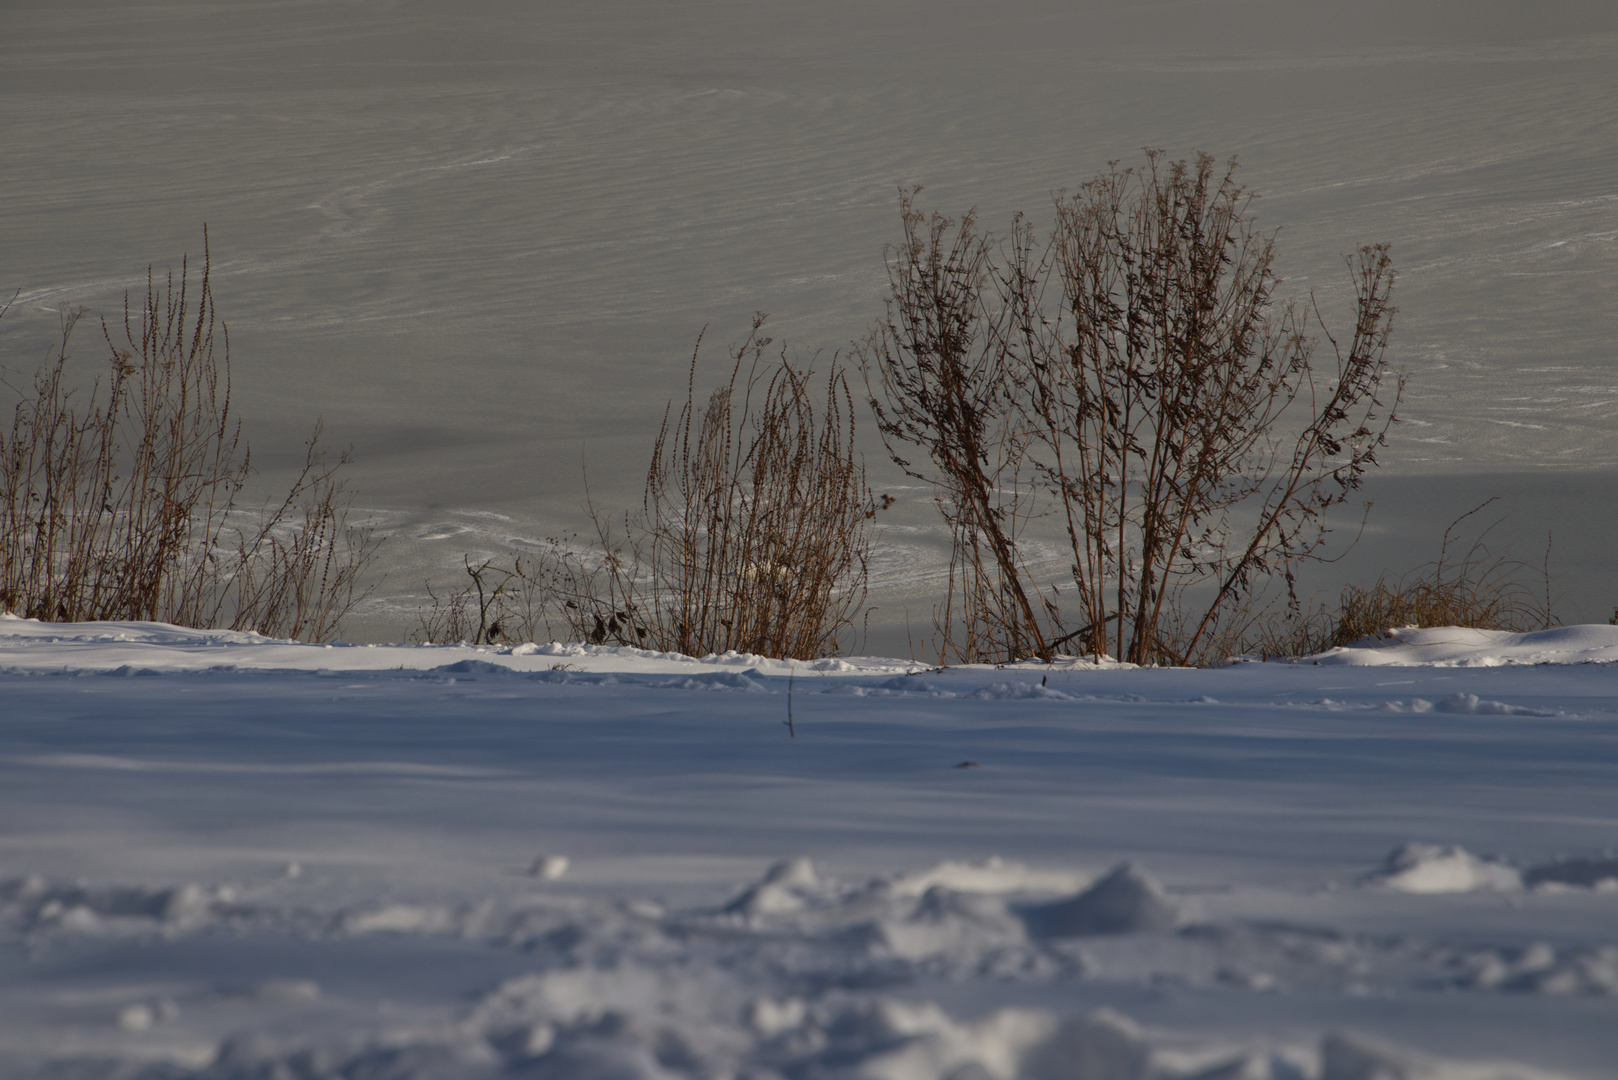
[415,319,879,659]
[1243,500,1554,659]
[0,236,378,641]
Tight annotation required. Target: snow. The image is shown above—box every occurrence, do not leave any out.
[2,618,1616,1078]
[1308,626,1618,668]
[1364,844,1523,896]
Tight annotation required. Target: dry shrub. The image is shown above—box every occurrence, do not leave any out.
[864,152,1401,666]
[417,318,879,659]
[413,557,504,647]
[0,237,378,641]
[861,200,1054,664]
[410,539,635,649]
[508,532,649,649]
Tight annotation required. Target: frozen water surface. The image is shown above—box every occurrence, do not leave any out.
[3,1,1618,643]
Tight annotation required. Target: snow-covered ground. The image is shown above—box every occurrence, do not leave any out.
[3,616,1616,1078]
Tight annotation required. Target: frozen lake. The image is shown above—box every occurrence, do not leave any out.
[4,0,1617,646]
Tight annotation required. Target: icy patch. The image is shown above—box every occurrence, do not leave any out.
[1365,843,1522,894]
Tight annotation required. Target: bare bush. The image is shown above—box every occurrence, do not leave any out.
[862,198,1054,664]
[0,237,378,640]
[413,557,508,646]
[864,152,1401,665]
[511,528,649,648]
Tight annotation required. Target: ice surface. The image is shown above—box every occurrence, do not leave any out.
[1,618,1616,1076]
[4,1,1618,645]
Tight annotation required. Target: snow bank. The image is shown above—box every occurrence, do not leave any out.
[1361,845,1618,898]
[0,615,915,677]
[1308,625,1618,667]
[1022,863,1184,937]
[10,615,1618,675]
[1366,843,1523,895]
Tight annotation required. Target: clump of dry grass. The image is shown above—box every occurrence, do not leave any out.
[0,235,378,641]
[634,317,877,659]
[1244,500,1554,659]
[415,318,881,659]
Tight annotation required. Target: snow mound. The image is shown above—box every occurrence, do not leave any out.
[2,876,239,934]
[889,857,1089,898]
[826,676,958,697]
[0,617,923,677]
[1310,624,1618,667]
[653,671,769,692]
[1365,843,1522,894]
[1321,1030,1567,1080]
[724,857,823,916]
[1021,863,1182,937]
[2,857,1595,1077]
[1451,943,1618,996]
[99,664,167,677]
[431,658,521,677]
[966,681,1074,701]
[1434,693,1553,716]
[1372,693,1553,716]
[1018,1009,1148,1080]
